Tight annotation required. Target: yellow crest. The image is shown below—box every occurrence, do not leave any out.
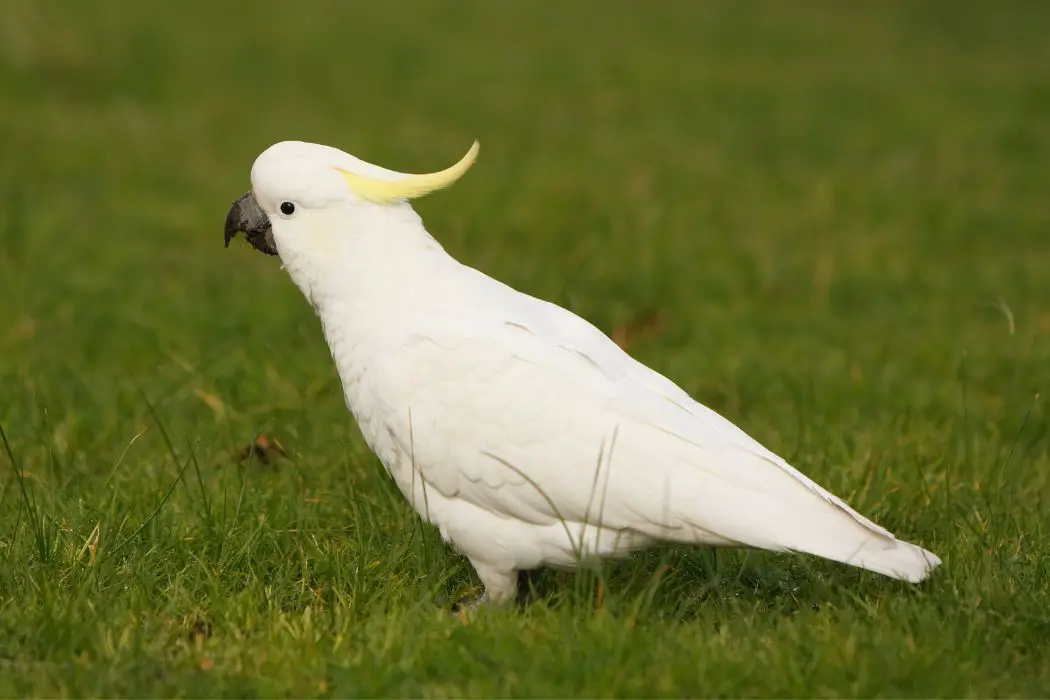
[337,141,479,204]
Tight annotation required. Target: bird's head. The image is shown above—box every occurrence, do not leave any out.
[223,139,479,260]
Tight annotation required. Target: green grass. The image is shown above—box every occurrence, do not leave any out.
[1,0,1049,695]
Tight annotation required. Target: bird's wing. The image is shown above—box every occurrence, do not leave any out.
[373,272,895,550]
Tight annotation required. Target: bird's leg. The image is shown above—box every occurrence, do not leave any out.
[472,562,519,604]
[446,570,540,613]
[516,569,539,606]
[442,562,519,614]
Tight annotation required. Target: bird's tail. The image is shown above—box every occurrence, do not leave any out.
[790,525,941,583]
[753,475,941,582]
[670,474,941,582]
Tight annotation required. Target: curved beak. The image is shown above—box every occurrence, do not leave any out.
[224,191,277,256]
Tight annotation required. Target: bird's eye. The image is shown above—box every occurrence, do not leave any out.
[279,201,296,216]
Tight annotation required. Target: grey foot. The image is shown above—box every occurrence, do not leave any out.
[433,590,492,614]
[436,570,539,614]
[451,590,492,614]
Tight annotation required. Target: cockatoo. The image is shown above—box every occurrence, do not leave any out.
[224,139,940,607]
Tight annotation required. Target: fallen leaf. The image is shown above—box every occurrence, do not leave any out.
[235,434,288,465]
[612,309,667,349]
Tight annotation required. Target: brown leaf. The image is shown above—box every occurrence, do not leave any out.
[234,434,288,465]
[612,309,667,349]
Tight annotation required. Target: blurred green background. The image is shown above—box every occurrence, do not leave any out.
[1,0,1048,696]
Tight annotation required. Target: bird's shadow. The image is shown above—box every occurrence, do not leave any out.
[492,547,930,621]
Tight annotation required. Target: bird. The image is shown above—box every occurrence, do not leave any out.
[224,138,941,608]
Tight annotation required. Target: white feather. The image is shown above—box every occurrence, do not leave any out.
[243,140,941,601]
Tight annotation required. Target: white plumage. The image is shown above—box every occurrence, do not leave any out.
[227,139,940,604]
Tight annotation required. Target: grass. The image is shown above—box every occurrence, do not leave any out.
[1,0,1049,695]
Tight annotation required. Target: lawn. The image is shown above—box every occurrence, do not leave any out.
[1,0,1049,696]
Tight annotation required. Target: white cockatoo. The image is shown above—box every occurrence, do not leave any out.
[224,139,940,607]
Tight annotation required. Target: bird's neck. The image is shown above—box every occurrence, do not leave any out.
[280,205,455,387]
[284,204,448,306]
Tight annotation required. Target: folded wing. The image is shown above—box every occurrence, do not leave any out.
[379,271,940,581]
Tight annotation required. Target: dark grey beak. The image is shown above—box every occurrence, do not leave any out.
[224,191,277,256]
